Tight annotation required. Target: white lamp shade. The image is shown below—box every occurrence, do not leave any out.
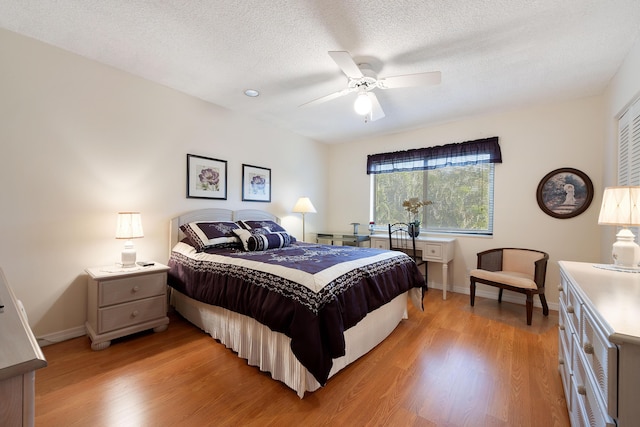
[354,93,372,116]
[292,197,317,214]
[599,187,640,268]
[598,187,640,226]
[115,212,144,239]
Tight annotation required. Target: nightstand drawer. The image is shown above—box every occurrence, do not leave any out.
[98,296,166,333]
[99,273,166,307]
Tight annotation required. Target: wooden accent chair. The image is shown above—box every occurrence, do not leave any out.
[470,248,549,325]
[388,223,427,289]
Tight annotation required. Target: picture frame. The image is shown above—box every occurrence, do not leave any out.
[242,164,271,202]
[536,167,594,219]
[186,154,227,200]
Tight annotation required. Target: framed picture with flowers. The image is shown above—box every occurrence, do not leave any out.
[242,164,271,202]
[186,154,227,200]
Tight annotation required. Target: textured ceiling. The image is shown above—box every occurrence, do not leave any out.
[1,1,640,143]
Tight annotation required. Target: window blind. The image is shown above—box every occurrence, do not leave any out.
[618,98,640,185]
[366,136,502,175]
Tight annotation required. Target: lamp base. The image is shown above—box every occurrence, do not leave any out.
[121,240,137,268]
[612,228,640,268]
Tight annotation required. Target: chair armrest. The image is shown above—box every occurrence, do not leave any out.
[533,255,549,289]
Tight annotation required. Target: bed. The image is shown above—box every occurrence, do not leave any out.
[167,208,425,398]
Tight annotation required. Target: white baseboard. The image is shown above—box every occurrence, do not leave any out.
[429,281,559,312]
[37,325,86,347]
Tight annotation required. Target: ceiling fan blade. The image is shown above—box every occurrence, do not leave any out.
[369,92,385,121]
[299,87,353,107]
[378,71,441,89]
[328,51,363,79]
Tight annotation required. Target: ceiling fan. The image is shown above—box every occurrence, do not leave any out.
[301,51,441,122]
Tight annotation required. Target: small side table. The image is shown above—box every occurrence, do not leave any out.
[85,262,170,350]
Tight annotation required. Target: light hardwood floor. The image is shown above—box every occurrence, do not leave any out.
[35,291,570,427]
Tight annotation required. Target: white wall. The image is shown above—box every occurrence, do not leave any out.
[327,96,605,308]
[0,29,328,339]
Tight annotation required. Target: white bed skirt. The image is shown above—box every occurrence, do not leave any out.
[171,289,409,398]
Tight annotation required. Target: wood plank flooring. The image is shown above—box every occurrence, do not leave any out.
[34,291,570,426]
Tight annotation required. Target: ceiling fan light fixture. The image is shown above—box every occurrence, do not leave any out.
[354,92,372,115]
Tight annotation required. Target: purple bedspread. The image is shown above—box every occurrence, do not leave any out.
[167,242,424,385]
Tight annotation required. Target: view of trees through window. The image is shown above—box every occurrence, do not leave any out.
[373,163,494,234]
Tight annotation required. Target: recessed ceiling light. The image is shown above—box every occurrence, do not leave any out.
[244,89,260,97]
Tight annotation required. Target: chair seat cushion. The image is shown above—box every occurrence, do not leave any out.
[470,269,538,290]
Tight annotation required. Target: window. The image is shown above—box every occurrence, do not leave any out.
[618,97,640,186]
[367,137,501,235]
[617,98,640,237]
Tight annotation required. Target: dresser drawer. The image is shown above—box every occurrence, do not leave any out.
[558,302,572,371]
[558,327,572,412]
[565,281,582,339]
[558,273,568,306]
[581,307,617,419]
[98,296,166,333]
[571,335,615,427]
[99,273,166,307]
[370,237,389,250]
[423,243,442,260]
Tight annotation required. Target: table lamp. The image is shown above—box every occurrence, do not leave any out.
[292,197,316,242]
[115,212,144,267]
[598,187,640,268]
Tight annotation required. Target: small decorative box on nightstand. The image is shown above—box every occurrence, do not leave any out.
[85,262,170,350]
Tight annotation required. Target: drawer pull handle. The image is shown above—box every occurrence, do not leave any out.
[559,325,565,331]
[567,305,574,314]
[558,285,564,292]
[583,343,594,354]
[577,385,586,396]
[559,358,564,365]
[131,310,139,318]
[132,286,140,293]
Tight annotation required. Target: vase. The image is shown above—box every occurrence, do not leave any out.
[408,222,420,237]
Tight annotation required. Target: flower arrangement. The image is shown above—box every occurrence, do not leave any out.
[402,198,433,224]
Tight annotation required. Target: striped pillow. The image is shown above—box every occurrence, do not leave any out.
[233,228,292,251]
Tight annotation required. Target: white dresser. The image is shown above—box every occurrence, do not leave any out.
[558,261,640,426]
[370,234,455,299]
[0,269,47,427]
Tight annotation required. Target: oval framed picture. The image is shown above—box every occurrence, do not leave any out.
[536,168,594,219]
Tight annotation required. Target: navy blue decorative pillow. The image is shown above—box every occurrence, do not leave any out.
[180,221,241,251]
[237,220,287,233]
[233,228,292,251]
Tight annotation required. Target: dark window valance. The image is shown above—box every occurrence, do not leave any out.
[366,136,502,175]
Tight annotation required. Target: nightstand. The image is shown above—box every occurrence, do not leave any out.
[85,262,170,350]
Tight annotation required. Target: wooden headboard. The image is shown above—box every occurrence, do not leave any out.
[169,208,280,252]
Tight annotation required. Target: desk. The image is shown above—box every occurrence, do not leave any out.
[370,234,456,300]
[316,232,371,247]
